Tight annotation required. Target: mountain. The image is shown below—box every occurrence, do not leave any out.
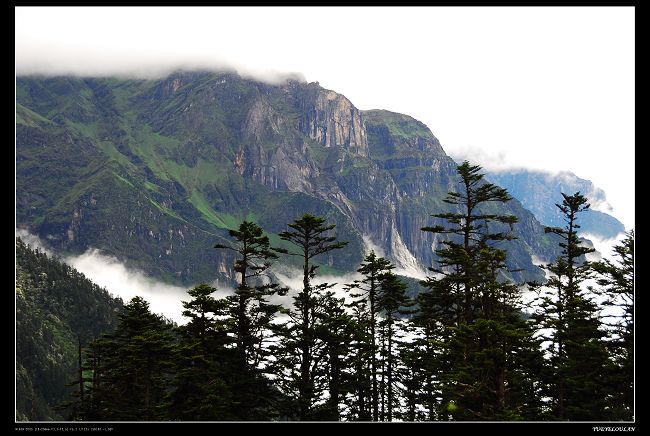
[485,170,625,239]
[16,71,559,286]
[15,238,123,421]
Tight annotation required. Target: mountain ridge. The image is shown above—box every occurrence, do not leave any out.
[16,71,559,286]
[485,169,625,240]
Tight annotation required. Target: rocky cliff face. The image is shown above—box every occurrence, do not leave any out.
[299,86,368,156]
[16,71,557,285]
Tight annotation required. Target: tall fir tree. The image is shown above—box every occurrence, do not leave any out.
[169,284,235,420]
[411,267,458,420]
[344,299,373,420]
[214,221,288,419]
[592,229,634,420]
[271,214,348,420]
[345,251,394,420]
[312,293,356,421]
[80,297,174,420]
[214,221,287,367]
[421,160,518,325]
[420,160,543,420]
[376,271,411,421]
[531,192,611,420]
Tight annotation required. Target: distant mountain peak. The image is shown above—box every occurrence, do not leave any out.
[485,168,624,239]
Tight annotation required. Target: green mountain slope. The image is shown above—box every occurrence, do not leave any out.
[15,238,123,421]
[16,71,557,285]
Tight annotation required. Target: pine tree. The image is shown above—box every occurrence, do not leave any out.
[411,269,457,420]
[345,251,393,420]
[312,293,356,420]
[421,160,518,325]
[592,230,634,420]
[272,214,348,420]
[344,300,373,420]
[169,284,235,420]
[420,160,542,420]
[376,271,410,421]
[81,297,174,420]
[214,221,288,419]
[214,221,287,367]
[531,192,611,420]
[396,337,427,421]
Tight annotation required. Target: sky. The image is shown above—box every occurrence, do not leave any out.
[15,6,635,229]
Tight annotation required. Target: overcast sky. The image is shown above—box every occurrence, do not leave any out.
[15,6,635,229]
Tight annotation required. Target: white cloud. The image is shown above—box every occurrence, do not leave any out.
[361,234,386,258]
[448,147,525,173]
[16,229,200,324]
[65,249,192,324]
[582,231,627,262]
[16,228,54,255]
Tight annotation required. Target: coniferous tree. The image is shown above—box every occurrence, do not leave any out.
[312,293,356,421]
[592,230,634,420]
[376,271,410,421]
[345,251,393,420]
[411,271,458,420]
[81,297,174,420]
[214,221,288,420]
[344,300,373,420]
[214,221,287,367]
[421,160,518,325]
[169,284,234,420]
[531,192,611,420]
[77,336,111,420]
[271,214,348,420]
[396,337,427,421]
[420,161,542,420]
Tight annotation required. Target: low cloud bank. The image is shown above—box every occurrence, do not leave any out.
[582,232,627,262]
[66,249,197,324]
[16,229,200,324]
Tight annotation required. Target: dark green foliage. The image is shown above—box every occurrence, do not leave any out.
[422,160,518,324]
[377,271,411,421]
[530,192,612,420]
[168,342,234,420]
[344,251,394,420]
[344,253,413,421]
[214,221,287,368]
[169,284,235,420]
[418,161,544,420]
[213,221,288,420]
[344,297,373,421]
[15,238,122,421]
[272,214,348,420]
[79,297,174,420]
[592,230,634,420]
[312,294,357,421]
